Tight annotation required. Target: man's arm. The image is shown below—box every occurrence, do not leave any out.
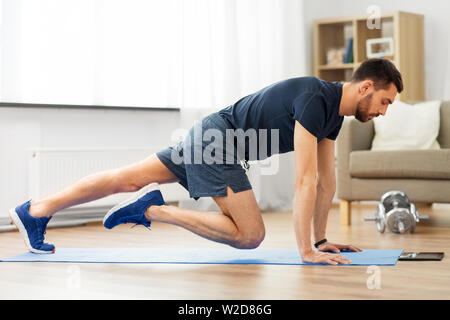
[292,121,318,255]
[292,122,350,265]
[313,138,337,243]
[313,137,363,254]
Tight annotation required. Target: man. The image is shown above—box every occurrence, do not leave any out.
[9,58,402,265]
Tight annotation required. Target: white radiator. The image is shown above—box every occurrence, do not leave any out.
[28,148,190,214]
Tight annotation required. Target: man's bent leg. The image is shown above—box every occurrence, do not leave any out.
[146,186,265,249]
[29,154,179,218]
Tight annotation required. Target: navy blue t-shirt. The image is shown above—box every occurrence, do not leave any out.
[218,76,344,161]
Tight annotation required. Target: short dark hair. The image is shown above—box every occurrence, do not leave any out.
[350,58,403,93]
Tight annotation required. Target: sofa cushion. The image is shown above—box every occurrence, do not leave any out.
[371,100,441,151]
[349,149,450,179]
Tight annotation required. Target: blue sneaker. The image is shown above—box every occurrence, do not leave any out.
[103,183,165,230]
[8,200,55,254]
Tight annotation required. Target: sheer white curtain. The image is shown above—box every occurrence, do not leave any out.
[1,0,181,107]
[1,0,306,109]
[178,0,307,125]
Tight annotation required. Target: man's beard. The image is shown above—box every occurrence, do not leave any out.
[355,93,373,122]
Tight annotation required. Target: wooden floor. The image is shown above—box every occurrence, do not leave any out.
[0,203,449,300]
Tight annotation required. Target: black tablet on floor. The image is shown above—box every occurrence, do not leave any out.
[399,252,444,261]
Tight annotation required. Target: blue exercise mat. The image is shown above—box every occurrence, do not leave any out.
[0,248,403,266]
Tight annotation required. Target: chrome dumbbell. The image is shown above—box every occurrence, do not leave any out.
[365,191,429,234]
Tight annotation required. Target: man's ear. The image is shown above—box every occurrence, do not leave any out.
[359,80,374,95]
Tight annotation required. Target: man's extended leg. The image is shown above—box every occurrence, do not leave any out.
[28,154,179,218]
[146,186,265,249]
[17,150,265,250]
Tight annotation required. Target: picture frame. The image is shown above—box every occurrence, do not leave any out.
[366,37,394,59]
[326,47,346,65]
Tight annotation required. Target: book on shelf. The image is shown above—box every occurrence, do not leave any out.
[344,38,354,64]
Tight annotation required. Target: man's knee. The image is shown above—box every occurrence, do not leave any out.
[232,229,265,249]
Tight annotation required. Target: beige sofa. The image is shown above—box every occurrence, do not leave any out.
[336,101,450,225]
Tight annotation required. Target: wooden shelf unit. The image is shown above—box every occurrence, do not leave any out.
[313,11,425,102]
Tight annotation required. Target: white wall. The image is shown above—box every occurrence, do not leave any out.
[0,107,180,217]
[304,0,450,101]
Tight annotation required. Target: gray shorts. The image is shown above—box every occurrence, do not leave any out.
[156,112,252,200]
